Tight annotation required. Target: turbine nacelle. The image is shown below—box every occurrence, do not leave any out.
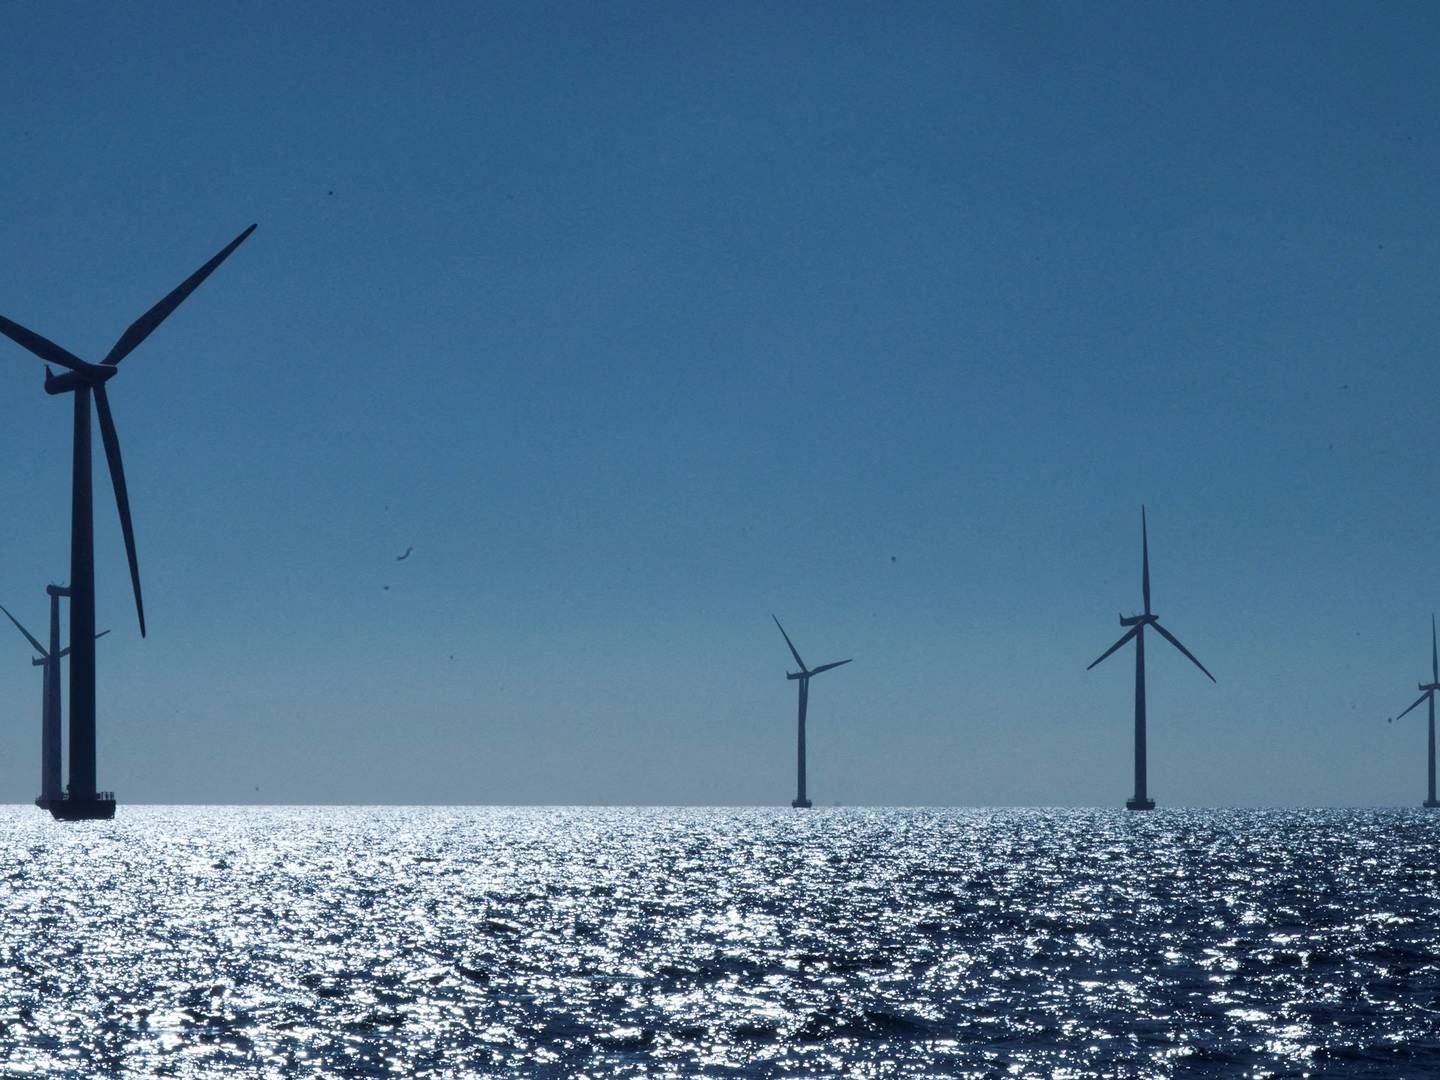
[43,362,117,395]
[787,661,852,681]
[1119,613,1158,627]
[1420,682,1440,693]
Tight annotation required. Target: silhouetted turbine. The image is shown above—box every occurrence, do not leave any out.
[1087,507,1214,810]
[773,615,851,808]
[0,224,255,818]
[1389,614,1440,809]
[0,595,107,807]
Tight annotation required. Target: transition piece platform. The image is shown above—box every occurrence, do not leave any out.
[37,792,116,821]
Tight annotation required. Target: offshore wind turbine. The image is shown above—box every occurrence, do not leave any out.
[772,615,851,808]
[0,224,255,819]
[1388,615,1440,809]
[1087,508,1214,810]
[0,595,108,809]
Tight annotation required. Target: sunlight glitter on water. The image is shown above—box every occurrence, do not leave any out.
[1,806,1439,1076]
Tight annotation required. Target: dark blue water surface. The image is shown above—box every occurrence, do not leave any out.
[1,806,1438,1077]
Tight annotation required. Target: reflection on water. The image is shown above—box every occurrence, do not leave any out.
[3,806,1439,1076]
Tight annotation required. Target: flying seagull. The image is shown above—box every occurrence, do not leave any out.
[397,546,413,561]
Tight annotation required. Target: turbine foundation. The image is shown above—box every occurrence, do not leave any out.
[41,792,115,821]
[1126,797,1156,811]
[791,797,812,809]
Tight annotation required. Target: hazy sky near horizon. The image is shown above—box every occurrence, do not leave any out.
[1,2,1438,806]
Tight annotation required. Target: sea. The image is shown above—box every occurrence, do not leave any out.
[0,806,1437,1078]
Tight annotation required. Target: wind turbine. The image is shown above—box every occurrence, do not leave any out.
[1388,615,1440,809]
[0,224,255,819]
[0,594,108,809]
[772,615,851,808]
[1087,507,1214,810]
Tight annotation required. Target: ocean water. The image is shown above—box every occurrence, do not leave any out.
[1,806,1437,1078]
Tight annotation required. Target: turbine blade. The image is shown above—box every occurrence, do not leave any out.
[1396,691,1429,721]
[1151,621,1216,682]
[102,223,257,366]
[1141,505,1151,616]
[94,384,145,637]
[59,629,108,659]
[0,316,87,372]
[1431,614,1436,684]
[1087,626,1139,670]
[0,604,46,657]
[772,615,807,672]
[56,647,70,659]
[809,658,852,676]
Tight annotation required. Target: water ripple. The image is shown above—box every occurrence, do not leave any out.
[3,806,1439,1076]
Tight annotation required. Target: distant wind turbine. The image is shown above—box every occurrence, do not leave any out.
[1389,615,1440,809]
[0,590,107,809]
[772,615,851,808]
[1087,508,1214,810]
[0,224,255,819]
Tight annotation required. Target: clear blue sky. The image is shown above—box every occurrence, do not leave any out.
[0,2,1437,805]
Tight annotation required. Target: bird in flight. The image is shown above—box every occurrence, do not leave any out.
[397,546,413,561]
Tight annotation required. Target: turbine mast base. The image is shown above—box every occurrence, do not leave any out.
[791,797,813,809]
[1125,797,1156,812]
[39,792,115,821]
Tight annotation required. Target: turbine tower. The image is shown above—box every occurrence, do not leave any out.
[772,615,851,808]
[0,594,107,809]
[1087,507,1214,810]
[0,224,255,819]
[1389,615,1440,809]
